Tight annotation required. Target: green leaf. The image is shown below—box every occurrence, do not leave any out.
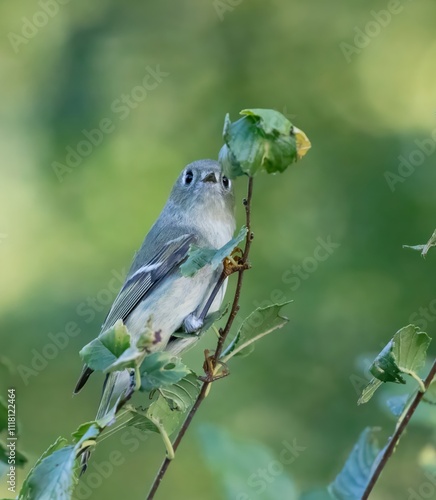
[79,319,131,372]
[404,229,436,257]
[328,428,381,500]
[24,445,77,500]
[18,437,70,500]
[159,372,202,411]
[221,301,291,361]
[218,108,311,179]
[126,388,194,436]
[126,396,186,458]
[73,423,102,454]
[242,108,294,135]
[144,396,184,436]
[19,425,101,500]
[199,424,298,500]
[180,226,247,278]
[71,421,97,442]
[125,407,158,434]
[139,352,190,392]
[358,325,431,404]
[126,396,184,435]
[369,340,405,384]
[393,325,431,379]
[358,379,383,405]
[105,326,159,373]
[116,373,200,457]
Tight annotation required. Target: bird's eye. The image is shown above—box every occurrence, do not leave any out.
[222,176,230,189]
[184,170,194,185]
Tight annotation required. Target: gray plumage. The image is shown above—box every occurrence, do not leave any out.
[74,159,235,429]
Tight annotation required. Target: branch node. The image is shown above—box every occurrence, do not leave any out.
[200,349,230,383]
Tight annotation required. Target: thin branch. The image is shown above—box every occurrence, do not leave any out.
[146,176,254,500]
[362,359,436,499]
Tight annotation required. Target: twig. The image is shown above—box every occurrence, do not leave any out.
[146,176,254,500]
[362,359,436,499]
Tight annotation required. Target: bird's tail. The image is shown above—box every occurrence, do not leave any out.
[74,365,94,394]
[96,370,132,420]
[80,369,132,474]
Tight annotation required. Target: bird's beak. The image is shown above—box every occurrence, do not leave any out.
[202,172,217,183]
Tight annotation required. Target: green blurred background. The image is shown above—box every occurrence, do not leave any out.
[1,0,436,498]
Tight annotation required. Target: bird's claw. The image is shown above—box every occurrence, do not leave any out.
[183,313,204,334]
[223,247,250,276]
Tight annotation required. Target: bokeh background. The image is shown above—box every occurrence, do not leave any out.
[1,1,436,499]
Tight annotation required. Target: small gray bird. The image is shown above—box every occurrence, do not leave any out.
[74,159,235,429]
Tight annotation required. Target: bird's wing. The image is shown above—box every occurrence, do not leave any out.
[74,233,196,395]
[101,233,196,331]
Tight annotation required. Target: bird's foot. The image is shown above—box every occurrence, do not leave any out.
[223,247,250,276]
[183,313,204,334]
